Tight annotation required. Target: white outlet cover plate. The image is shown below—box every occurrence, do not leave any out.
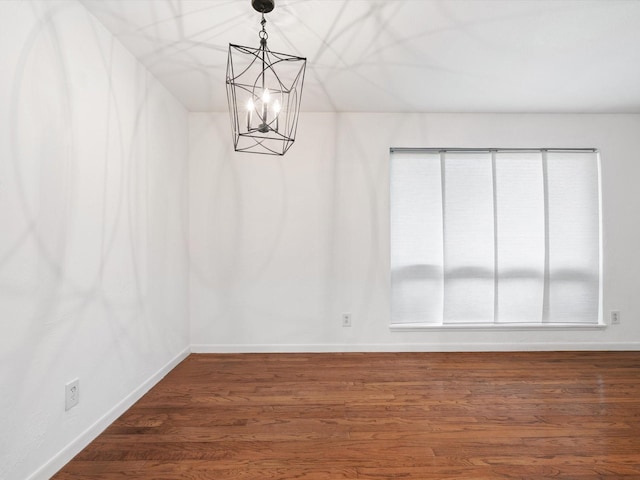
[65,379,79,411]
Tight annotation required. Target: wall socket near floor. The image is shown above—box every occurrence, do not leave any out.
[610,311,621,325]
[65,379,80,411]
[342,312,352,327]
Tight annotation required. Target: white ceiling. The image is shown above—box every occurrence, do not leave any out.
[80,0,640,113]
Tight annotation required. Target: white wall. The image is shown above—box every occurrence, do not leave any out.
[189,112,640,352]
[0,2,190,479]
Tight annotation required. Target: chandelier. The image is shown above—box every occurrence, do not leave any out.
[226,0,306,155]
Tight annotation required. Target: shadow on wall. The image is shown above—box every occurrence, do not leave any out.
[0,3,188,479]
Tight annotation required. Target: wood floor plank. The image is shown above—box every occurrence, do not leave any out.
[53,351,640,479]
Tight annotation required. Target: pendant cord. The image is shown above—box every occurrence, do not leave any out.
[259,12,268,94]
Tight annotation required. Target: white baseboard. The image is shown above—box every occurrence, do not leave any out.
[29,347,190,480]
[191,342,640,353]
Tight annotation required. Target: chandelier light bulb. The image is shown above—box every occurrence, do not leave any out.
[246,99,254,129]
[260,88,270,129]
[273,100,281,132]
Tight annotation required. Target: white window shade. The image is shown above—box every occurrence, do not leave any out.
[390,151,443,324]
[443,152,495,324]
[390,148,601,328]
[494,151,546,323]
[546,151,601,323]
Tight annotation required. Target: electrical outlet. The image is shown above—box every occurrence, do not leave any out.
[342,312,352,327]
[65,379,79,411]
[611,311,621,325]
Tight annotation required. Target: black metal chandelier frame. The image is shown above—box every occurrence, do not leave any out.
[226,0,306,156]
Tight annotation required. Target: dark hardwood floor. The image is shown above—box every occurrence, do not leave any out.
[54,351,640,479]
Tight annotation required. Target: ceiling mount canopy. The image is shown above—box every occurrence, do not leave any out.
[251,0,274,14]
[226,0,306,156]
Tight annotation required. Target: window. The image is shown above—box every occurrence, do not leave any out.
[390,148,602,328]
